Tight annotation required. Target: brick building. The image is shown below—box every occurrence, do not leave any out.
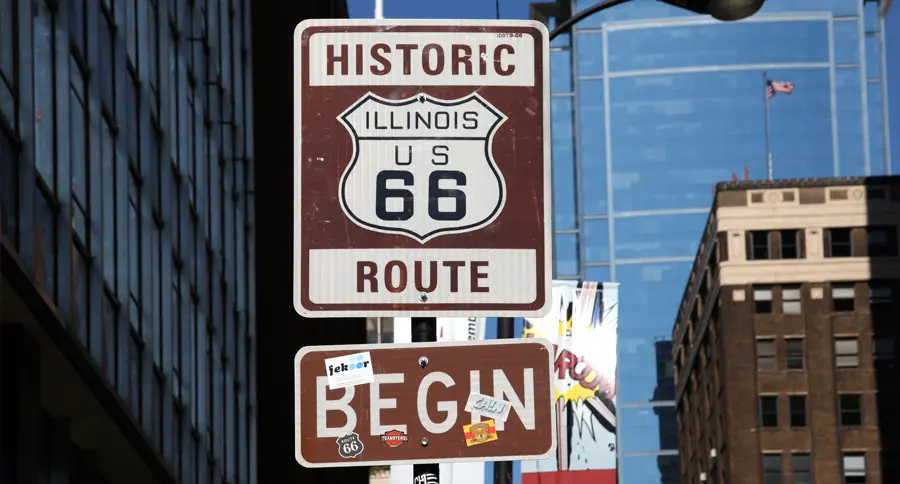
[672,178,900,484]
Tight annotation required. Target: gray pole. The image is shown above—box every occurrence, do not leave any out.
[493,317,516,484]
[762,72,773,180]
[412,318,440,484]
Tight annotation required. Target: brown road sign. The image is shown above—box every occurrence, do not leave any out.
[293,339,556,467]
[293,19,552,318]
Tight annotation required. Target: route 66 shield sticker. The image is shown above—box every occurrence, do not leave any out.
[336,432,364,459]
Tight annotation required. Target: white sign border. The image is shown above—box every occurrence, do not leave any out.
[292,18,553,318]
[293,338,558,468]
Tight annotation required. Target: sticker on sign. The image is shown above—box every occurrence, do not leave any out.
[464,393,512,422]
[293,19,552,318]
[324,351,375,389]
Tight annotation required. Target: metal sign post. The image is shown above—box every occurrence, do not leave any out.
[411,317,439,484]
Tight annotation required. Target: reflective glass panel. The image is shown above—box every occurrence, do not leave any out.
[620,453,680,484]
[551,49,573,93]
[578,79,608,215]
[555,233,579,277]
[610,69,833,211]
[613,212,708,260]
[835,67,865,176]
[616,261,692,402]
[607,20,828,73]
[833,20,860,65]
[576,31,603,77]
[618,405,678,453]
[552,97,577,230]
[583,219,610,262]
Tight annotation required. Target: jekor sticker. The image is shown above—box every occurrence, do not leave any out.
[324,351,374,389]
[464,392,512,422]
[336,432,365,459]
[463,419,499,447]
[380,429,409,448]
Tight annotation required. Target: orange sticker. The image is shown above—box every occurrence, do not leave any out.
[463,419,499,446]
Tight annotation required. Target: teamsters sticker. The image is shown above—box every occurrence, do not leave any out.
[381,429,409,448]
[336,432,364,459]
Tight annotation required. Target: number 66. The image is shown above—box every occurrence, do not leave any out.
[375,170,468,222]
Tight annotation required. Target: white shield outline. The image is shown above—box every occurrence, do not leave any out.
[336,92,508,243]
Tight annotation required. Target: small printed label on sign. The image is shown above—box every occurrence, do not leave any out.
[463,419,499,447]
[464,392,512,422]
[324,352,374,389]
[336,432,365,459]
[380,429,409,448]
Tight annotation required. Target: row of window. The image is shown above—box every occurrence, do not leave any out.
[747,226,898,261]
[0,1,256,483]
[758,394,864,429]
[753,282,892,314]
[756,336,896,371]
[762,452,867,484]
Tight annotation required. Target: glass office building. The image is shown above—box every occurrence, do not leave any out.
[1,1,255,483]
[549,0,892,482]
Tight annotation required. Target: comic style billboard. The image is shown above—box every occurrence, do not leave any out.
[521,281,618,484]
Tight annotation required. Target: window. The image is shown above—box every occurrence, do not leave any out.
[755,286,773,313]
[873,338,896,362]
[98,8,115,112]
[791,453,811,484]
[782,285,802,314]
[826,228,853,257]
[759,396,778,428]
[839,394,862,426]
[833,284,856,311]
[869,282,891,306]
[789,395,807,428]
[100,119,116,287]
[786,338,804,370]
[70,83,88,242]
[835,338,860,368]
[763,454,782,484]
[757,339,777,371]
[842,453,866,483]
[866,226,897,257]
[748,230,770,260]
[779,230,801,259]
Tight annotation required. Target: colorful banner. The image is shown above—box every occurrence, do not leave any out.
[521,281,619,484]
[438,317,487,342]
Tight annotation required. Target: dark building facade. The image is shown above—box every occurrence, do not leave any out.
[1,0,256,483]
[673,178,900,484]
[249,1,369,484]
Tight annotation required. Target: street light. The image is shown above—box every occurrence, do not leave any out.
[539,0,768,41]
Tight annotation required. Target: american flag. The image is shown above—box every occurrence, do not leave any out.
[767,79,795,99]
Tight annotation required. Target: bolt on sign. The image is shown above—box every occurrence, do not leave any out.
[293,19,552,317]
[293,339,556,467]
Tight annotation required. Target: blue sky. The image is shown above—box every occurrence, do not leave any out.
[347,0,899,172]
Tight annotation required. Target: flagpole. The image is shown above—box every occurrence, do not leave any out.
[762,72,773,180]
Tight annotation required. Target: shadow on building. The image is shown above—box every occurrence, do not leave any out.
[651,339,679,484]
[251,1,369,483]
[863,177,900,480]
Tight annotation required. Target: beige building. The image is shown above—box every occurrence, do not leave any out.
[672,177,899,484]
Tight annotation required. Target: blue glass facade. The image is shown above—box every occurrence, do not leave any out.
[550,0,892,482]
[0,0,256,482]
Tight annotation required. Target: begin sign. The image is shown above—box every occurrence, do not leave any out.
[294,339,556,467]
[293,19,552,317]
